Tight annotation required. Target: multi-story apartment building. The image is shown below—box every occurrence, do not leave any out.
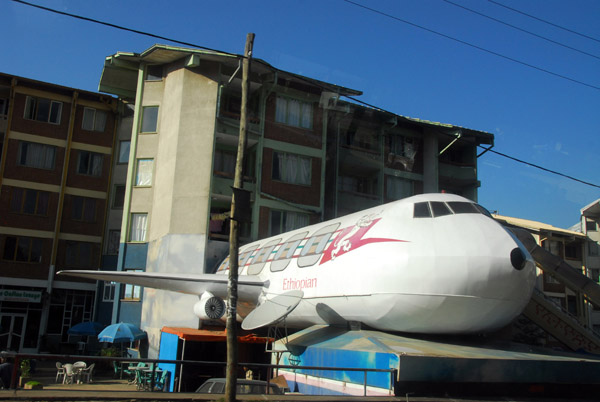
[0,73,118,353]
[580,199,600,333]
[98,44,494,356]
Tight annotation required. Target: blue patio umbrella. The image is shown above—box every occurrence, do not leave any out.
[67,321,105,336]
[98,322,146,343]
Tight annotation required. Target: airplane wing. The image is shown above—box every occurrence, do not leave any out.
[57,270,266,303]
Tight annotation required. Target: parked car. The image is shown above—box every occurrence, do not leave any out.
[195,378,284,395]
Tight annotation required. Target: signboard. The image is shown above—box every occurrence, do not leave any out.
[0,289,42,303]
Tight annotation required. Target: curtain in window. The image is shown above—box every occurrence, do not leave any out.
[95,111,107,131]
[136,159,153,186]
[301,104,312,128]
[288,99,300,126]
[22,142,54,169]
[83,108,95,130]
[130,213,148,241]
[275,96,287,123]
[10,188,23,212]
[285,154,298,183]
[91,154,103,176]
[299,156,311,185]
[284,212,309,232]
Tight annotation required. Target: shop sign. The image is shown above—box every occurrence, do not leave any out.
[0,289,42,303]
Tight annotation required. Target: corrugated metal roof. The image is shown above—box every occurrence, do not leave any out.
[161,326,270,343]
[493,214,585,238]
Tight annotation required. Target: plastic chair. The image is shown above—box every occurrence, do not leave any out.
[63,364,75,384]
[154,370,169,392]
[79,363,95,383]
[55,362,65,383]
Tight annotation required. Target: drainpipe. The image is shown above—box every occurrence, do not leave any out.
[38,90,78,350]
[112,64,146,323]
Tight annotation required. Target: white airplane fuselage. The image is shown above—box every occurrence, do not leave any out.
[217,193,536,334]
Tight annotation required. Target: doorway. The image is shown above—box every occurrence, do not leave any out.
[0,314,27,351]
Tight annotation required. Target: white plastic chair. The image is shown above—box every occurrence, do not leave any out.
[79,363,95,383]
[72,361,87,384]
[63,364,75,384]
[55,362,65,383]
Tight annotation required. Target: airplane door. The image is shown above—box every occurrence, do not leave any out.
[0,314,26,352]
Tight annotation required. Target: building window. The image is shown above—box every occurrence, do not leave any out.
[65,241,93,268]
[586,218,597,232]
[107,230,120,255]
[129,213,148,242]
[112,185,125,209]
[0,98,8,117]
[141,106,159,133]
[24,96,62,124]
[123,270,143,300]
[589,241,599,257]
[77,151,103,176]
[103,281,116,302]
[214,149,236,176]
[18,141,56,170]
[118,140,130,164]
[146,65,163,81]
[272,152,311,185]
[10,187,49,216]
[71,196,96,222]
[386,176,413,200]
[275,96,312,129]
[82,107,107,132]
[340,175,376,196]
[135,159,153,186]
[2,236,43,262]
[269,210,309,236]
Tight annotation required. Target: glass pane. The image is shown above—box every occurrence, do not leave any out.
[113,185,125,208]
[413,202,431,218]
[118,141,130,163]
[95,110,107,131]
[82,108,95,130]
[430,201,452,217]
[50,101,62,124]
[30,238,43,263]
[37,98,50,122]
[136,159,153,186]
[37,191,49,215]
[16,237,30,261]
[72,196,83,220]
[9,188,23,212]
[3,236,16,260]
[141,106,159,132]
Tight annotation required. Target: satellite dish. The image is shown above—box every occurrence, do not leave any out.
[241,290,303,330]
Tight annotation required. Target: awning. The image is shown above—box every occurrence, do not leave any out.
[161,326,271,344]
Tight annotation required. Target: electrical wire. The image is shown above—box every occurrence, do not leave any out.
[340,0,600,92]
[343,95,600,189]
[442,0,600,61]
[9,0,241,58]
[488,0,600,44]
[10,0,600,190]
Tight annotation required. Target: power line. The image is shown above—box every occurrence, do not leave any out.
[9,0,240,58]
[442,0,600,61]
[10,0,599,190]
[341,0,600,92]
[488,0,600,44]
[344,95,600,189]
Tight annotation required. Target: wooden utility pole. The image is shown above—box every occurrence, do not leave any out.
[225,32,255,402]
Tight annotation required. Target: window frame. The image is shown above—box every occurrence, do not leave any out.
[24,95,63,124]
[117,140,130,164]
[82,107,107,132]
[2,236,43,263]
[71,195,97,222]
[272,151,312,186]
[135,158,154,187]
[122,269,143,300]
[129,213,148,242]
[77,150,104,177]
[9,187,49,216]
[17,141,56,170]
[140,106,159,133]
[103,281,116,302]
[275,95,313,129]
[112,184,126,209]
[64,241,93,268]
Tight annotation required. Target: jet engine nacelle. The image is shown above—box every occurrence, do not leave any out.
[193,292,226,320]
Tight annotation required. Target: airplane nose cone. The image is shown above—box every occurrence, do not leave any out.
[510,247,527,271]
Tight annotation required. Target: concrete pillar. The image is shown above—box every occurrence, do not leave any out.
[423,129,439,193]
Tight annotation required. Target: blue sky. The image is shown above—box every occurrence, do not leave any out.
[3,0,599,228]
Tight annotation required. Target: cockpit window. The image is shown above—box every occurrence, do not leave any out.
[430,201,452,217]
[414,202,431,218]
[474,204,493,218]
[414,200,493,219]
[447,202,479,214]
